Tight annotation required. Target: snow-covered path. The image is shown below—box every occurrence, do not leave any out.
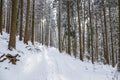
[0,45,114,80]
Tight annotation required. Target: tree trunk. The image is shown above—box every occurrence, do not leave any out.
[6,0,11,34]
[95,14,98,62]
[58,0,62,52]
[102,0,109,64]
[89,0,94,64]
[83,0,85,57]
[77,0,83,61]
[8,0,18,50]
[109,5,114,67]
[0,0,3,35]
[24,0,30,44]
[19,0,23,41]
[73,16,77,58]
[117,0,120,71]
[31,0,35,45]
[67,0,71,55]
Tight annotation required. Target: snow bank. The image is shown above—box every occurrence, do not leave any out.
[0,32,115,80]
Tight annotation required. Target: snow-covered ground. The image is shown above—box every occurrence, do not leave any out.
[0,32,117,80]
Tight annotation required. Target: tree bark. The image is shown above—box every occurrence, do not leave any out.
[108,5,114,67]
[77,0,83,61]
[8,0,18,50]
[67,0,71,55]
[24,0,30,44]
[102,0,109,64]
[117,0,120,71]
[89,0,94,64]
[19,0,23,41]
[31,0,35,45]
[58,0,62,52]
[0,0,3,35]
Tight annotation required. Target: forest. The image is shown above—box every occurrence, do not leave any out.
[0,0,120,80]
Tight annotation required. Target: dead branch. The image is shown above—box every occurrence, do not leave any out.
[0,54,20,65]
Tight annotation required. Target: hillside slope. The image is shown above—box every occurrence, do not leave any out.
[0,32,115,80]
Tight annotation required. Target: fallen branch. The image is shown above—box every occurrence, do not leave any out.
[0,54,20,65]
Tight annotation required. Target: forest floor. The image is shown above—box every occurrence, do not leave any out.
[0,32,118,80]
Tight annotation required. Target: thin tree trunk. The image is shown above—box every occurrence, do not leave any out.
[41,11,44,45]
[6,0,11,34]
[73,16,77,58]
[50,28,53,46]
[89,0,94,64]
[100,11,106,63]
[31,0,35,45]
[24,0,30,44]
[58,0,62,52]
[77,0,83,61]
[19,0,23,41]
[109,5,114,67]
[117,0,120,71]
[67,0,71,55]
[102,0,109,64]
[16,1,20,34]
[39,20,42,43]
[95,14,98,62]
[83,0,85,56]
[101,24,106,64]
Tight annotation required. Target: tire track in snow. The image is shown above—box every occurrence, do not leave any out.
[43,50,62,80]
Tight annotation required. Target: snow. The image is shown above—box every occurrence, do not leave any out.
[0,32,117,80]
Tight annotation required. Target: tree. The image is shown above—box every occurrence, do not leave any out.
[77,0,83,61]
[102,0,109,64]
[117,0,120,71]
[0,0,3,35]
[19,0,23,41]
[6,0,11,34]
[108,2,114,67]
[89,0,94,64]
[31,0,35,45]
[58,0,62,52]
[8,0,18,50]
[95,14,98,61]
[24,0,30,44]
[73,15,77,58]
[67,0,71,55]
